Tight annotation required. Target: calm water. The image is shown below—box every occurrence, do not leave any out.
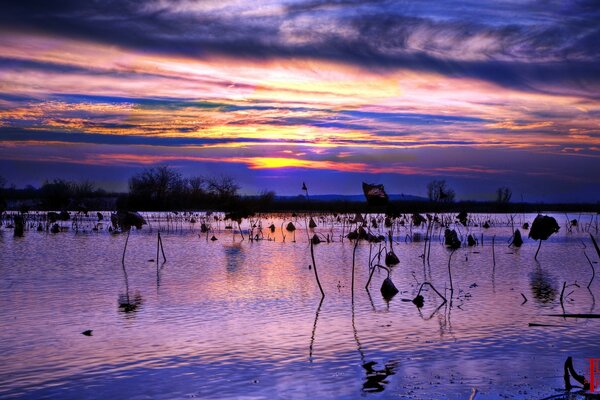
[1,212,599,399]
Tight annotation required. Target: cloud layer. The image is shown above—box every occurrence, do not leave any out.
[0,0,599,200]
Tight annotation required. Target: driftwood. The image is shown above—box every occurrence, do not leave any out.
[545,313,600,318]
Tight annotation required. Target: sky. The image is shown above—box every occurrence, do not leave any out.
[0,0,599,202]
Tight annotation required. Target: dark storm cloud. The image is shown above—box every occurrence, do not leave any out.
[1,0,599,96]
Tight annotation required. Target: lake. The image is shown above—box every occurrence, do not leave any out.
[1,212,599,399]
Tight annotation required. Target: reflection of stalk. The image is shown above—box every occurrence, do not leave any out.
[365,287,376,311]
[423,220,430,264]
[310,241,325,299]
[351,238,359,297]
[492,235,496,266]
[238,222,244,241]
[308,297,324,362]
[351,298,365,364]
[121,254,131,305]
[122,229,131,265]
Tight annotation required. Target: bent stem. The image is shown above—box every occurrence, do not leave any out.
[417,282,448,304]
[448,249,456,296]
[310,241,325,299]
[535,239,542,260]
[583,251,595,289]
[365,264,390,289]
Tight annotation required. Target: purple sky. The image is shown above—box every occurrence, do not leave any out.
[0,0,599,201]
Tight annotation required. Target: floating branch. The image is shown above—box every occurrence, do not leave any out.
[545,313,600,318]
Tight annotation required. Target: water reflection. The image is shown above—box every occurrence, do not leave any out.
[119,261,144,315]
[352,299,396,394]
[224,243,244,273]
[156,261,166,289]
[529,264,558,304]
[1,213,599,400]
[308,298,324,363]
[118,291,144,314]
[361,360,398,393]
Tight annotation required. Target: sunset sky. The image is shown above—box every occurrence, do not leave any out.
[0,1,599,201]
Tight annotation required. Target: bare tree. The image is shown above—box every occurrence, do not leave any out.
[427,180,455,202]
[188,176,205,194]
[129,165,184,207]
[496,187,512,203]
[72,180,95,199]
[206,176,240,199]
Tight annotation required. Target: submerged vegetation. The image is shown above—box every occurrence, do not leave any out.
[2,185,600,398]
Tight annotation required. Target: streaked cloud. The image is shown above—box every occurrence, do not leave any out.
[0,1,598,200]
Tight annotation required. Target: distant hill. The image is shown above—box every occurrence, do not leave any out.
[276,194,428,202]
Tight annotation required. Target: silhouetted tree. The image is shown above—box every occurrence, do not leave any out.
[188,176,205,194]
[0,176,6,215]
[129,165,185,209]
[40,179,72,209]
[257,190,276,211]
[496,187,512,204]
[427,180,455,203]
[206,176,239,200]
[72,180,95,199]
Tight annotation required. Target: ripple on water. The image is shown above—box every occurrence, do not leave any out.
[0,213,599,399]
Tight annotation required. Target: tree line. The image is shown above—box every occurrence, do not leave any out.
[0,167,597,213]
[0,166,275,213]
